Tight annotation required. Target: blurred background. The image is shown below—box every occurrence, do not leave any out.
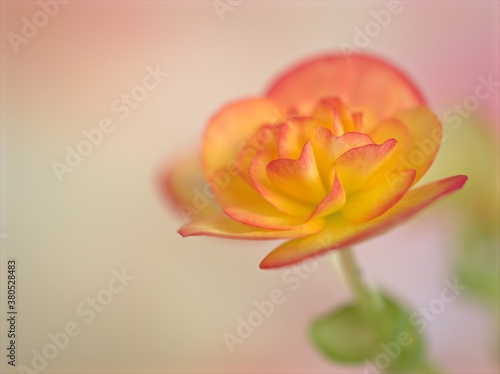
[1,1,498,373]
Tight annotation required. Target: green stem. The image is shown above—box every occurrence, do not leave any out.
[335,248,444,374]
[336,247,382,316]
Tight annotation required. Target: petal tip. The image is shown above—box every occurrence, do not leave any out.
[259,256,278,270]
[178,227,191,237]
[447,174,468,190]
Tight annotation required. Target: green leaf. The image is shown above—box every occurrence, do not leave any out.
[457,221,500,304]
[310,293,425,372]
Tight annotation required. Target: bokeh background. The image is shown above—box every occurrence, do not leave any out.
[1,1,498,373]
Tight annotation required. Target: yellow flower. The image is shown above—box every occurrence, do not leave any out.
[162,54,467,269]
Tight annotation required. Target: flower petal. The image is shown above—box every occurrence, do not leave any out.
[392,107,443,184]
[308,171,346,220]
[159,152,221,219]
[333,139,398,193]
[224,203,317,230]
[203,98,283,178]
[368,118,409,150]
[260,175,467,269]
[311,99,343,135]
[311,97,361,134]
[266,53,425,121]
[210,169,311,228]
[278,117,323,159]
[342,169,416,223]
[311,127,374,186]
[236,124,281,183]
[267,141,326,203]
[248,149,315,218]
[179,210,325,239]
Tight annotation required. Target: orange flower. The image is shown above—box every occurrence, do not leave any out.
[162,54,467,269]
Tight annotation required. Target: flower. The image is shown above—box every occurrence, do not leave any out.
[162,53,467,269]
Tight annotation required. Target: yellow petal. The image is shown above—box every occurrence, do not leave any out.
[211,169,310,228]
[342,169,416,223]
[277,117,323,159]
[311,127,373,185]
[308,171,346,220]
[224,203,319,230]
[392,106,442,184]
[179,210,325,239]
[333,139,398,193]
[203,98,283,178]
[368,118,409,154]
[267,141,326,203]
[260,175,467,268]
[248,150,315,218]
[236,124,282,183]
[311,97,360,134]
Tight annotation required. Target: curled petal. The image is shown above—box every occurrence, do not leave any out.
[312,99,343,135]
[311,97,361,135]
[311,127,373,185]
[342,169,416,223]
[179,210,324,239]
[278,117,323,159]
[368,118,409,152]
[249,150,314,218]
[266,54,425,120]
[203,98,283,178]
[392,107,443,184]
[260,175,467,269]
[224,203,317,230]
[308,171,346,220]
[267,141,326,203]
[334,139,398,193]
[236,124,282,183]
[206,169,313,228]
